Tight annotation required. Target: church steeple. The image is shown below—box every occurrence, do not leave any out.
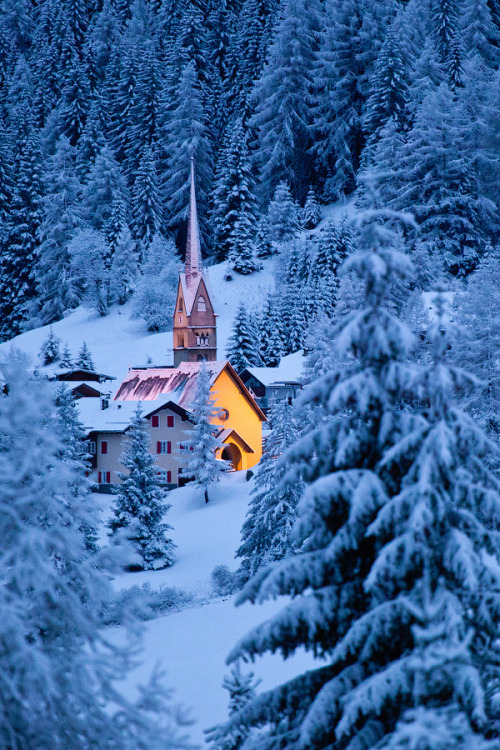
[185,157,201,288]
[172,158,217,367]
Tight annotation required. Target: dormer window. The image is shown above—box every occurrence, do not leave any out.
[197,296,206,312]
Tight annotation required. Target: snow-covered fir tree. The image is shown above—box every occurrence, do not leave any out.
[59,343,73,369]
[179,362,229,503]
[31,135,83,326]
[69,227,112,315]
[266,181,300,246]
[0,354,190,749]
[110,225,138,305]
[54,382,99,553]
[39,328,61,366]
[302,185,321,229]
[258,293,286,367]
[225,303,262,373]
[133,233,179,331]
[249,0,318,203]
[237,397,303,583]
[76,340,95,370]
[212,118,259,263]
[210,199,424,749]
[206,661,261,750]
[453,251,500,437]
[108,403,175,570]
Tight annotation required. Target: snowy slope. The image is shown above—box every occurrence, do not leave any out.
[0,259,275,387]
[102,471,315,747]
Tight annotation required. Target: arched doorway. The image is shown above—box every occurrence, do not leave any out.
[221,443,242,471]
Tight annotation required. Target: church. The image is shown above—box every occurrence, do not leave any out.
[81,160,266,490]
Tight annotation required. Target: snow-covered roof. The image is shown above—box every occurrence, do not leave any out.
[245,351,305,387]
[113,361,227,406]
[77,395,193,434]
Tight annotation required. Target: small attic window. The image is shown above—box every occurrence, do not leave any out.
[178,299,183,312]
[197,296,206,312]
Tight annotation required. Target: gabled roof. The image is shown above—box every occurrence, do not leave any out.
[217,428,254,454]
[50,368,115,382]
[242,351,305,388]
[77,396,193,435]
[113,361,267,422]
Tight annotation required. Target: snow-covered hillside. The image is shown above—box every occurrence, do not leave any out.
[0,259,275,387]
[104,472,315,746]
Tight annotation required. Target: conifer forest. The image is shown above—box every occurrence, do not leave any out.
[0,0,500,748]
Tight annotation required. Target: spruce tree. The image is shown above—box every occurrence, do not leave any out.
[81,143,129,245]
[39,328,62,366]
[69,228,112,315]
[212,201,421,749]
[267,181,300,246]
[54,382,99,553]
[179,363,229,503]
[0,355,189,749]
[225,303,263,373]
[0,130,44,339]
[453,252,500,437]
[110,225,138,305]
[303,185,321,229]
[161,60,213,253]
[108,403,175,570]
[130,144,162,254]
[212,118,259,263]
[237,397,303,582]
[59,343,74,369]
[206,661,260,750]
[32,136,83,326]
[76,341,95,370]
[249,0,318,202]
[259,293,286,367]
[133,233,179,332]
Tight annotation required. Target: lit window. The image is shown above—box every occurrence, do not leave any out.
[197,296,206,312]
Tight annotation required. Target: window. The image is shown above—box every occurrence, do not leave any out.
[87,440,96,454]
[177,334,185,348]
[178,299,183,312]
[151,415,159,428]
[101,440,108,455]
[98,471,111,484]
[197,296,206,312]
[157,441,171,454]
[167,415,175,428]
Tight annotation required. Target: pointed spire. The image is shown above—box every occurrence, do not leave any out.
[185,156,202,287]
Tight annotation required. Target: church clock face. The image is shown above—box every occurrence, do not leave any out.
[219,408,230,421]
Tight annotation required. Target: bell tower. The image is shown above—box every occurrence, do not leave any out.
[173,158,217,367]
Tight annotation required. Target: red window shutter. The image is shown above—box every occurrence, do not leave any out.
[98,471,101,483]
[101,441,108,455]
[167,415,174,428]
[157,441,162,454]
[167,471,171,483]
[152,415,159,428]
[167,441,171,454]
[190,446,194,451]
[106,472,111,483]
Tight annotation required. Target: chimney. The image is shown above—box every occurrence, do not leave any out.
[100,393,110,410]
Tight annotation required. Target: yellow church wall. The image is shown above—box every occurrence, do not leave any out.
[210,369,263,470]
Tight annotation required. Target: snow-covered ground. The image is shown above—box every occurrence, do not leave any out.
[102,471,315,747]
[0,258,275,387]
